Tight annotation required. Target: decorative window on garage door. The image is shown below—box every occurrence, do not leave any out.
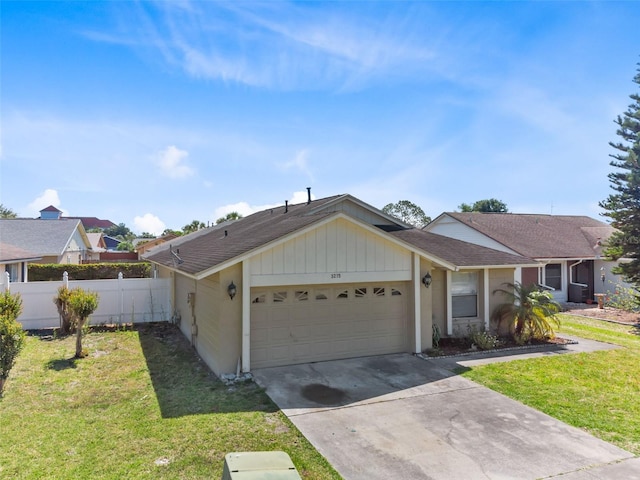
[273,291,288,303]
[252,293,266,304]
[295,290,309,301]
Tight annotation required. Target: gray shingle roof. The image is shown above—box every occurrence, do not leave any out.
[0,242,41,263]
[145,196,344,276]
[146,195,536,276]
[443,212,614,259]
[0,218,85,257]
[389,229,535,267]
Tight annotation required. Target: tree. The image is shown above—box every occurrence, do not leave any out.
[54,286,75,335]
[491,282,561,344]
[162,228,182,237]
[139,232,155,239]
[182,220,205,234]
[67,288,99,358]
[382,200,431,228]
[116,240,134,252]
[599,63,640,286]
[458,198,509,213]
[104,223,133,240]
[216,211,243,224]
[0,291,26,394]
[0,204,17,218]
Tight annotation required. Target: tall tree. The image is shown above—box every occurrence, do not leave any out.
[182,220,205,234]
[216,211,243,224]
[458,198,509,213]
[104,223,133,240]
[382,200,431,228]
[600,63,640,286]
[0,204,17,218]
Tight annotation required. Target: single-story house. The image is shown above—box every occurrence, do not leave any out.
[145,193,536,377]
[425,212,627,303]
[134,233,179,258]
[0,242,41,283]
[0,218,92,265]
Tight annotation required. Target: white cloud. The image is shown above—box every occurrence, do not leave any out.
[156,145,194,179]
[279,149,314,181]
[133,213,166,236]
[25,189,65,217]
[212,190,315,222]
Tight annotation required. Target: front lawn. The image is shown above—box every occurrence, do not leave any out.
[0,323,340,479]
[461,314,640,455]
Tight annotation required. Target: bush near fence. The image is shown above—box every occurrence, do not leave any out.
[29,263,151,281]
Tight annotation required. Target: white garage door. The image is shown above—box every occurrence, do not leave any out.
[251,282,409,369]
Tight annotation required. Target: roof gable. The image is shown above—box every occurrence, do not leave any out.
[0,218,89,257]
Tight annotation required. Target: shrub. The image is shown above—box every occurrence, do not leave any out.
[606,285,640,312]
[0,291,25,394]
[469,329,503,350]
[28,263,151,281]
[67,288,99,358]
[53,286,76,335]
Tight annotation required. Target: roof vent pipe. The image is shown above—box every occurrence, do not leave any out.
[224,230,228,237]
[307,187,311,204]
[285,200,288,213]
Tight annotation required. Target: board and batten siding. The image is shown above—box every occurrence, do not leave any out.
[250,217,412,287]
[323,199,397,226]
[428,217,517,255]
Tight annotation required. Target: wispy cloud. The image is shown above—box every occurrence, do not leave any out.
[25,189,65,217]
[279,149,314,181]
[212,190,315,222]
[155,145,194,179]
[86,1,439,91]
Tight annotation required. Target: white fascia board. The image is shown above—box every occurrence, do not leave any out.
[457,263,542,270]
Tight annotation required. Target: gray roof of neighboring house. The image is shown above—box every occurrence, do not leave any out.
[145,195,537,277]
[441,212,615,259]
[0,218,87,257]
[389,229,536,267]
[0,242,42,263]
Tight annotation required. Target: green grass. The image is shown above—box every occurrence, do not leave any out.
[461,314,640,454]
[0,323,341,479]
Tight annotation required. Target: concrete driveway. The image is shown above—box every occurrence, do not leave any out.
[253,352,640,480]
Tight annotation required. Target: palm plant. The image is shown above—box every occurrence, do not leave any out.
[491,282,561,343]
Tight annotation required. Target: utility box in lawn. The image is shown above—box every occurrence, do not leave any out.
[221,451,302,479]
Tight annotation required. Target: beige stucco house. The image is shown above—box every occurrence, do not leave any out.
[145,194,536,377]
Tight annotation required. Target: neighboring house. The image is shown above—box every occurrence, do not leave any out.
[145,193,535,377]
[134,233,179,258]
[103,235,122,251]
[65,216,116,231]
[0,218,92,265]
[86,232,107,262]
[425,212,624,303]
[0,242,41,283]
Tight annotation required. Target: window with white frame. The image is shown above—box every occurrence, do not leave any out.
[451,271,478,318]
[545,264,562,290]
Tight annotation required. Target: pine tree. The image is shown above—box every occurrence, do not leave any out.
[600,63,640,285]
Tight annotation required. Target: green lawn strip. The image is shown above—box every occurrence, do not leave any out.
[461,315,640,455]
[0,325,341,480]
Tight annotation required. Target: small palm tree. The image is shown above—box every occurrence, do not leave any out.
[68,288,99,358]
[492,282,561,343]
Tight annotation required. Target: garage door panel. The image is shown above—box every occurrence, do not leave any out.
[251,283,408,369]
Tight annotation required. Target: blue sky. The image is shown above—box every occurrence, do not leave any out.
[2,1,639,235]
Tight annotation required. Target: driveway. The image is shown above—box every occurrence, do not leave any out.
[253,351,640,480]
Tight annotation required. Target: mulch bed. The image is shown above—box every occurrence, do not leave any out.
[427,335,573,357]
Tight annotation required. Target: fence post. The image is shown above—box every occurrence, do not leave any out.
[63,271,69,288]
[2,271,10,292]
[118,272,124,324]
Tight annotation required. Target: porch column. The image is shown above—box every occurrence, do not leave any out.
[241,259,251,373]
[484,269,490,330]
[446,270,453,335]
[514,267,522,286]
[413,254,421,353]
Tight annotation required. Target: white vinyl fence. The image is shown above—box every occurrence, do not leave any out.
[1,272,171,330]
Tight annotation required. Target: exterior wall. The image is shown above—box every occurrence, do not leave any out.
[250,217,411,287]
[488,268,515,334]
[521,267,538,287]
[173,266,243,377]
[431,269,447,340]
[419,258,433,351]
[594,259,635,296]
[427,216,518,254]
